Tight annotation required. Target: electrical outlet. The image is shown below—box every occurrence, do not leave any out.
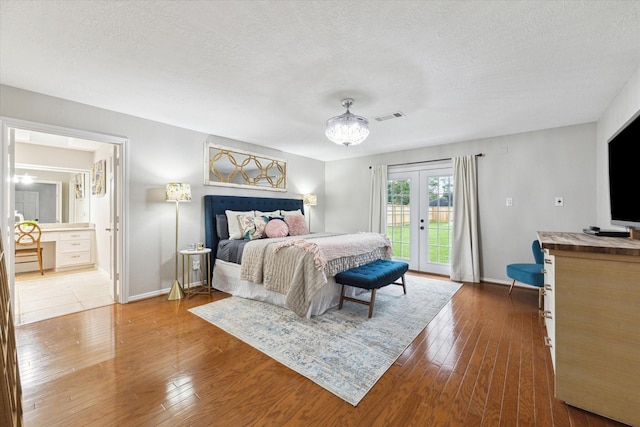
[506,197,513,207]
[192,259,200,270]
[555,197,564,207]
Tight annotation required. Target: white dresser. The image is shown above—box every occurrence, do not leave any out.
[16,224,97,273]
[537,231,640,427]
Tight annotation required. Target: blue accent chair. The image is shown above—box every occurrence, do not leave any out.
[507,240,545,308]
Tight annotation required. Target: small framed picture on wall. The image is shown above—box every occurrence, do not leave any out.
[74,173,85,199]
[92,160,106,196]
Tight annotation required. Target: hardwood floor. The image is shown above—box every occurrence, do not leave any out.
[15,273,628,426]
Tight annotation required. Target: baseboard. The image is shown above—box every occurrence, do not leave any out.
[129,280,206,302]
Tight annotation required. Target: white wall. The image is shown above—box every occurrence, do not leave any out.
[596,65,640,228]
[326,123,597,283]
[1,85,325,299]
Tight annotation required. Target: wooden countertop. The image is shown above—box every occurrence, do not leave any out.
[537,231,640,257]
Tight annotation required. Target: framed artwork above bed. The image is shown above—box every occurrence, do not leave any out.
[204,143,287,191]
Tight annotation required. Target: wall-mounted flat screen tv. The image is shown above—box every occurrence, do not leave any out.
[608,109,640,229]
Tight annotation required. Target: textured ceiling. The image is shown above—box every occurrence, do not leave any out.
[1,0,639,161]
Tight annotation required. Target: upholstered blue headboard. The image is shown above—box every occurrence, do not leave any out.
[204,195,304,272]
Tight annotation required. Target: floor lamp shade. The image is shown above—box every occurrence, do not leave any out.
[166,183,192,202]
[166,183,191,300]
[303,193,317,206]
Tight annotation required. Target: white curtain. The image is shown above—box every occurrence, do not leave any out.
[450,155,480,282]
[369,164,387,234]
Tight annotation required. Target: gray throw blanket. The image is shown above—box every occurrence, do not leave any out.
[240,232,392,316]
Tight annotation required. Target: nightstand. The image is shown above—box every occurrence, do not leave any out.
[179,248,212,297]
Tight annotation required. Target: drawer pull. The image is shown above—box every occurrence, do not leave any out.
[544,284,552,291]
[544,336,553,347]
[542,310,552,319]
[541,269,547,274]
[544,259,552,264]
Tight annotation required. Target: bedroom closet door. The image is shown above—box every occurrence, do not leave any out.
[387,164,453,275]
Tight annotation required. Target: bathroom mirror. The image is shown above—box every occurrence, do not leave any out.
[14,165,91,223]
[204,143,286,191]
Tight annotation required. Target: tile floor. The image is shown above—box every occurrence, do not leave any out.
[14,268,114,325]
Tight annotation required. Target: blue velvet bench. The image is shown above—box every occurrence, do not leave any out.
[335,259,409,318]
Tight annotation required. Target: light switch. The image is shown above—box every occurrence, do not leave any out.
[506,197,513,207]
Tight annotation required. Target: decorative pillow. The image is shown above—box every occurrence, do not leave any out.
[284,214,309,236]
[281,209,303,216]
[239,214,269,240]
[265,218,289,238]
[225,210,254,240]
[216,214,229,240]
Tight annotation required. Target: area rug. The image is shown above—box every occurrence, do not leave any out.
[189,275,462,406]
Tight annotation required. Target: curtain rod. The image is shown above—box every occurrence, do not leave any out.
[369,153,484,169]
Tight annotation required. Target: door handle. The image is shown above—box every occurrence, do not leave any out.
[420,226,424,230]
[105,227,112,232]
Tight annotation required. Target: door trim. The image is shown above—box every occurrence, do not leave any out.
[0,117,129,311]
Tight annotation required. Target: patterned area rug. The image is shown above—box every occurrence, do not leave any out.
[189,275,462,406]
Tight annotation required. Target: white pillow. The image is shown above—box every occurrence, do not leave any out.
[254,210,281,217]
[225,210,254,240]
[280,209,303,216]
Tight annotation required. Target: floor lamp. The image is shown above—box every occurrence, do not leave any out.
[166,183,191,300]
[303,193,317,232]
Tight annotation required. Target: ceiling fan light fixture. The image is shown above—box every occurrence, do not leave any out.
[325,98,370,146]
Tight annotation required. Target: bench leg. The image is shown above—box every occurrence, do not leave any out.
[392,274,407,294]
[368,289,376,318]
[338,284,346,310]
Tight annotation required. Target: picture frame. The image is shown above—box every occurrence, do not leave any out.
[74,172,85,199]
[204,143,287,191]
[91,160,106,196]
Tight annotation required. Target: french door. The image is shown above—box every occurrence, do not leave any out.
[387,165,453,275]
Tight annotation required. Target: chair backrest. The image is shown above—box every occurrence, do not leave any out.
[531,239,543,264]
[15,222,42,248]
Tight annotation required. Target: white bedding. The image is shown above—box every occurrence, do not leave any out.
[212,259,362,318]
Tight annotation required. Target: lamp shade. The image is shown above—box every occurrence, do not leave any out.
[325,98,369,146]
[303,193,317,206]
[165,183,191,202]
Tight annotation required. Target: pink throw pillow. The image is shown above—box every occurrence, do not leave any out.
[284,215,309,236]
[265,218,289,238]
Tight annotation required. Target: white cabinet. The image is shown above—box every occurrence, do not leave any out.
[56,230,94,270]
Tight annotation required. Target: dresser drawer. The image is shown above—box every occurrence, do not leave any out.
[59,239,91,253]
[60,230,92,241]
[58,251,91,266]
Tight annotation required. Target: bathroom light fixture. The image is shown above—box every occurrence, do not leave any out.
[325,98,370,146]
[13,173,37,184]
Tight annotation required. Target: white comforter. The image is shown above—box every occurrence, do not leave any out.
[240,232,392,316]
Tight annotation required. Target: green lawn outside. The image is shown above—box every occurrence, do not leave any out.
[387,222,452,263]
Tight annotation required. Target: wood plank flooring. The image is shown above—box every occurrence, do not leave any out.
[15,273,629,426]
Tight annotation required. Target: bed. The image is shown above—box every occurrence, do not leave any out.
[204,195,392,317]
